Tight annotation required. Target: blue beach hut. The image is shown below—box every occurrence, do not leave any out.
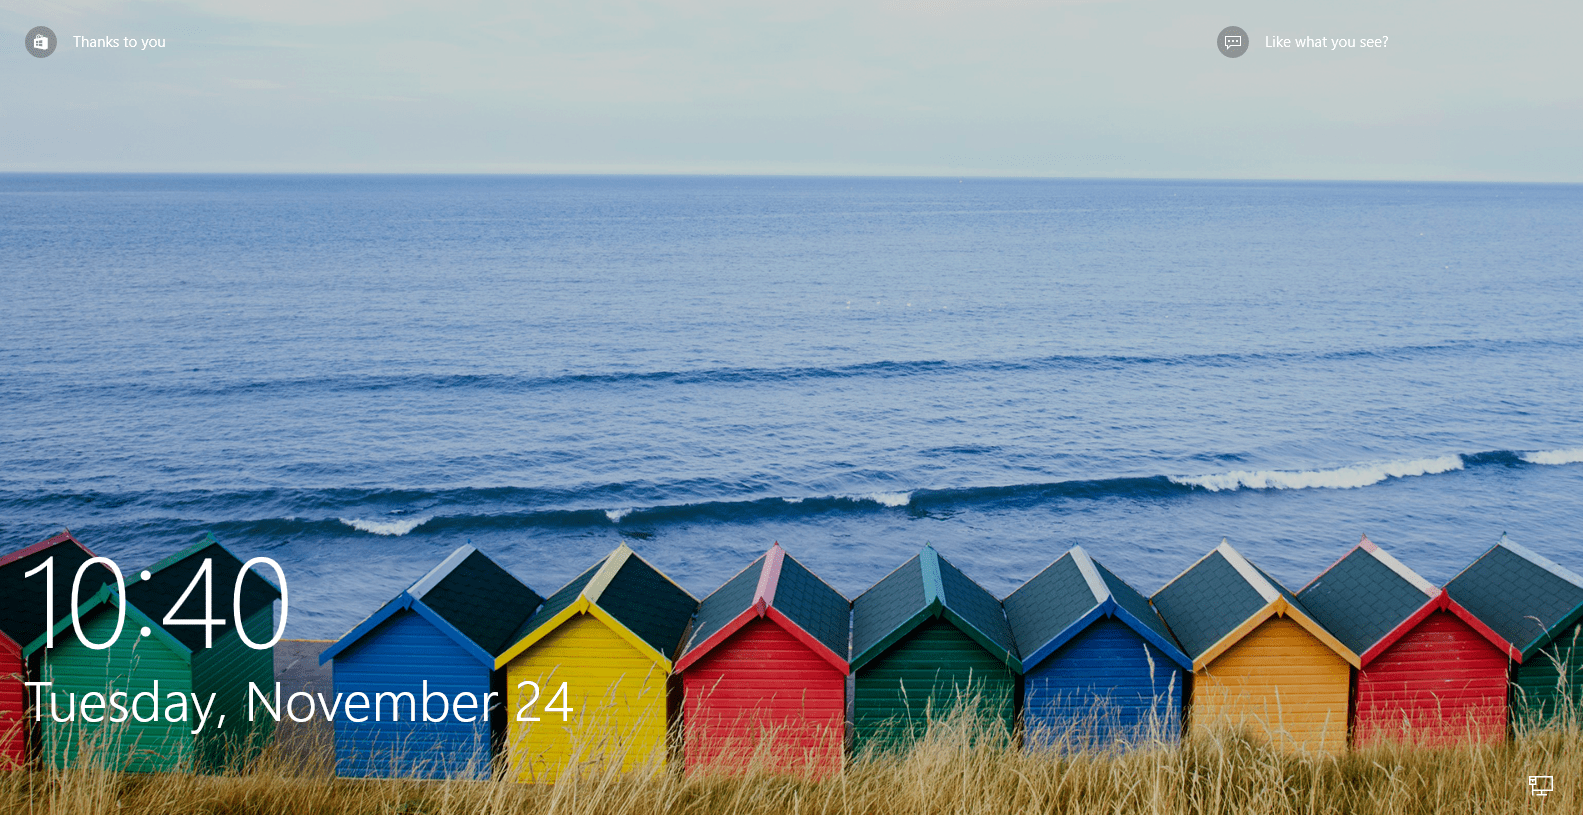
[1003,546,1190,748]
[319,545,543,778]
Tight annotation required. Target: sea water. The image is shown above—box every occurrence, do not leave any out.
[2,175,1580,637]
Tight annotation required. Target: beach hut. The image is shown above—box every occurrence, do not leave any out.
[319,544,543,779]
[674,543,849,774]
[1444,534,1583,730]
[24,534,282,772]
[494,544,696,782]
[1003,546,1190,748]
[1151,540,1358,753]
[1298,535,1519,745]
[849,545,1020,753]
[0,628,17,768]
[0,530,100,767]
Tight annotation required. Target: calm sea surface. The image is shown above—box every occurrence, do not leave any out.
[2,175,1580,638]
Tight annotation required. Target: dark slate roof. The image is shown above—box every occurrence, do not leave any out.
[1151,549,1268,660]
[598,553,697,660]
[1297,546,1432,656]
[506,558,605,647]
[0,532,100,646]
[1446,540,1583,655]
[680,553,765,655]
[418,549,544,656]
[936,552,1018,659]
[1093,559,1179,648]
[772,551,850,657]
[850,554,927,659]
[129,536,281,652]
[1003,553,1098,658]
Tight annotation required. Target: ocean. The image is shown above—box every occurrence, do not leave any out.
[2,174,1580,639]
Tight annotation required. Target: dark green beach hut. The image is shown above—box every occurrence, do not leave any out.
[1444,534,1583,729]
[850,545,1020,752]
[25,534,280,772]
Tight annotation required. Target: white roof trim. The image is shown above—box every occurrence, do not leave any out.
[409,544,476,600]
[1366,545,1437,597]
[583,543,634,604]
[1217,539,1279,603]
[1500,535,1583,588]
[1069,546,1110,606]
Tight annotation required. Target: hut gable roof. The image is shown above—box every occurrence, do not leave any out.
[1445,535,1583,660]
[849,546,1020,672]
[1004,547,1189,672]
[675,544,850,673]
[409,548,544,655]
[495,544,697,670]
[0,530,99,647]
[128,534,282,653]
[1152,540,1358,671]
[1297,535,1438,659]
[321,544,541,667]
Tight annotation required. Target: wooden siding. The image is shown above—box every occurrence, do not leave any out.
[1023,616,1182,748]
[1355,610,1508,745]
[852,617,1016,754]
[1190,615,1350,753]
[332,610,492,779]
[42,608,194,772]
[0,636,23,767]
[1513,620,1583,730]
[504,613,669,783]
[681,617,844,775]
[192,605,278,770]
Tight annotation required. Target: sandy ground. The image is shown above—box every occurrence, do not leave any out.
[272,639,334,761]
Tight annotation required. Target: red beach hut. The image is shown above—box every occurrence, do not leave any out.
[1297,535,1519,745]
[0,629,18,768]
[0,531,100,767]
[673,543,850,775]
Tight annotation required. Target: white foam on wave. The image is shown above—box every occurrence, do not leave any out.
[1521,448,1583,466]
[857,491,913,507]
[782,497,805,504]
[605,507,635,522]
[339,516,433,536]
[1171,455,1465,492]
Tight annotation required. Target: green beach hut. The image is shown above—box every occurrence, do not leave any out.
[25,534,281,772]
[849,545,1021,753]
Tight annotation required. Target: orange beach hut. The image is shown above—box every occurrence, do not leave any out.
[1151,540,1359,752]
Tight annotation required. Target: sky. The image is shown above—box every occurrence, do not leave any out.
[3,0,1581,179]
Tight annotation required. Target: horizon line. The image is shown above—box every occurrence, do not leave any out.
[0,169,1578,185]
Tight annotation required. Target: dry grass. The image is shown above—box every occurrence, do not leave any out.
[3,705,1580,815]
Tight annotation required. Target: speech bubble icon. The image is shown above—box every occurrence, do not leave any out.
[1224,35,1241,48]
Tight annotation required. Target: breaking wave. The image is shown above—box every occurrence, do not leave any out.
[1169,455,1466,492]
[338,515,433,536]
[10,446,1578,542]
[1521,448,1583,466]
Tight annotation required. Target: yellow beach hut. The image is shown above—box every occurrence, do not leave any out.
[1151,540,1358,753]
[494,544,697,782]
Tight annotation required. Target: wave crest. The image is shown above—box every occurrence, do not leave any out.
[338,515,432,536]
[1169,455,1465,492]
[855,491,913,507]
[605,507,635,522]
[1521,448,1583,466]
